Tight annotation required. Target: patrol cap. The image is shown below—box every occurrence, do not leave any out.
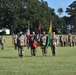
[53,32,55,34]
[52,32,55,36]
[43,31,46,34]
[32,31,35,34]
[68,33,71,36]
[19,31,22,34]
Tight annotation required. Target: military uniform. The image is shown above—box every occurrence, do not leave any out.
[60,35,64,47]
[68,34,72,46]
[17,32,25,58]
[0,36,5,50]
[72,36,75,46]
[14,35,18,50]
[41,32,47,56]
[51,32,57,56]
[63,36,67,47]
[30,32,36,56]
[75,35,76,46]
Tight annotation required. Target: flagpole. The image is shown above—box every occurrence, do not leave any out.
[38,20,41,34]
[28,21,29,27]
[49,20,52,36]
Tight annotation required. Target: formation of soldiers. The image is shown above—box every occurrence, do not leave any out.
[13,32,76,58]
[0,32,76,58]
[13,31,58,58]
[57,33,76,47]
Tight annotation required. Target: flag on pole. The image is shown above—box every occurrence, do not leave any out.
[46,33,51,47]
[26,35,30,49]
[26,24,30,36]
[33,39,38,48]
[33,35,39,48]
[46,21,52,47]
[26,22,30,48]
[49,21,52,36]
[38,21,41,34]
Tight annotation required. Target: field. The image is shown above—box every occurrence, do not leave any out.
[0,35,76,75]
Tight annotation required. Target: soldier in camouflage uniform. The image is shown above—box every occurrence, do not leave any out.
[51,32,57,56]
[68,33,72,46]
[72,35,75,46]
[0,36,5,50]
[63,35,68,47]
[14,35,18,50]
[60,35,64,47]
[30,32,36,56]
[17,32,25,58]
[41,31,47,56]
[75,35,76,46]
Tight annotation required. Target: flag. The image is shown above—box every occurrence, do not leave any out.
[46,33,51,47]
[33,34,39,48]
[26,25,30,36]
[46,21,52,47]
[33,40,38,48]
[26,22,30,48]
[38,21,41,34]
[49,21,52,36]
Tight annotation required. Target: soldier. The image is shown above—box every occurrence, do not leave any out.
[14,35,18,50]
[68,33,72,46]
[66,35,68,46]
[26,35,30,49]
[30,32,36,56]
[72,35,75,46]
[17,32,25,58]
[60,35,64,47]
[41,31,47,56]
[51,32,57,56]
[63,36,67,47]
[0,38,1,45]
[75,35,76,46]
[0,36,5,50]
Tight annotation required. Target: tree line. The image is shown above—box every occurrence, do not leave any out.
[0,0,76,34]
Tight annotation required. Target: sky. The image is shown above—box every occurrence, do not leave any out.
[43,0,75,17]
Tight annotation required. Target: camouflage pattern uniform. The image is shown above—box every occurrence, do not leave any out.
[41,31,47,56]
[30,32,36,56]
[14,35,18,50]
[60,35,64,47]
[72,35,75,46]
[75,35,76,46]
[51,32,57,56]
[17,32,25,58]
[63,35,68,47]
[68,33,72,46]
[0,36,5,50]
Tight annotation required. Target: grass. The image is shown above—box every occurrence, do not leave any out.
[0,35,76,75]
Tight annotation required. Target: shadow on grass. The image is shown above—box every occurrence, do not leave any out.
[0,55,52,59]
[0,56,19,59]
[0,55,35,59]
[24,55,46,57]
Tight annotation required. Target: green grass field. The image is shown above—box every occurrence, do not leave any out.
[0,35,76,75]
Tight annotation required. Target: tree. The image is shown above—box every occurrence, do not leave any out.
[0,0,62,34]
[66,1,76,33]
[57,8,63,17]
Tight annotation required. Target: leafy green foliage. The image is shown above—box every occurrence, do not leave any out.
[57,8,63,17]
[66,1,76,33]
[0,0,76,34]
